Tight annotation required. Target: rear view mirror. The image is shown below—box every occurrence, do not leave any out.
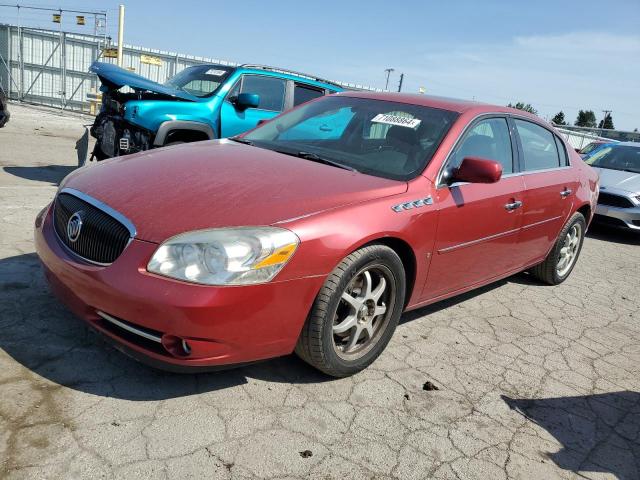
[451,157,502,184]
[234,93,260,110]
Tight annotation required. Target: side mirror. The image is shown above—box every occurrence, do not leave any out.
[451,157,502,184]
[233,92,260,110]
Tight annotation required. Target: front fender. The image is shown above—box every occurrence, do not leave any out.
[153,121,215,146]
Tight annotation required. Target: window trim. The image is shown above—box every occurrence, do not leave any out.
[437,113,517,188]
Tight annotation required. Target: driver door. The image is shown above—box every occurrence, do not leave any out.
[220,75,286,138]
[422,116,526,300]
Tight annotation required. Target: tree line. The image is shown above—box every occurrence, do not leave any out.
[507,102,622,130]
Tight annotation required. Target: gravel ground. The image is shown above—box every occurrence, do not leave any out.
[1,103,639,480]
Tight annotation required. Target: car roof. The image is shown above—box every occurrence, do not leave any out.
[335,90,540,117]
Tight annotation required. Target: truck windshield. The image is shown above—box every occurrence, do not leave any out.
[164,65,233,98]
[242,96,459,181]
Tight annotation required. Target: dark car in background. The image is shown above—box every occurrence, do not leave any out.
[0,85,9,128]
[584,142,640,230]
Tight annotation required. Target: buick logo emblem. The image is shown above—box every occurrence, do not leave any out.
[67,212,84,243]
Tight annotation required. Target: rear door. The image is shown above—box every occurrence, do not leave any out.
[423,116,526,300]
[220,74,287,137]
[512,118,577,264]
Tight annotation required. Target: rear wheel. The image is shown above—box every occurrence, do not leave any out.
[295,245,406,377]
[531,212,586,285]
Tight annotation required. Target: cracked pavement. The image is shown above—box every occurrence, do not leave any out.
[1,104,639,480]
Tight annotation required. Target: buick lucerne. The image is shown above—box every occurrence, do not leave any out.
[35,92,599,376]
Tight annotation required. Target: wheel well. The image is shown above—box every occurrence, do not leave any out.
[577,204,591,221]
[165,129,210,145]
[363,237,417,308]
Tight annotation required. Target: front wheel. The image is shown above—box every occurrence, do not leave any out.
[531,212,586,285]
[295,244,406,377]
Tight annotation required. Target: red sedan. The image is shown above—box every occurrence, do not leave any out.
[35,92,598,377]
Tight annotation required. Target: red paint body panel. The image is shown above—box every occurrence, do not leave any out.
[36,93,599,370]
[60,139,406,243]
[36,207,324,366]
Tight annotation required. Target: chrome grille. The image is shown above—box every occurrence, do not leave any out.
[53,190,134,264]
[597,192,634,209]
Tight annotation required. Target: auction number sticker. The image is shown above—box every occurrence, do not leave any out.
[371,113,421,129]
[206,69,227,76]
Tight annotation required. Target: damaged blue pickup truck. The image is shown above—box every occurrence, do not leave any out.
[88,61,343,160]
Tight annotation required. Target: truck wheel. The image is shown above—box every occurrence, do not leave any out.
[295,244,406,377]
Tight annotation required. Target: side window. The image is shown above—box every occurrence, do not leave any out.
[554,135,570,166]
[238,75,286,111]
[293,84,324,107]
[514,119,561,171]
[450,117,513,174]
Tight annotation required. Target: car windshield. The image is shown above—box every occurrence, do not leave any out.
[580,142,602,155]
[584,145,640,173]
[241,96,459,181]
[164,65,233,98]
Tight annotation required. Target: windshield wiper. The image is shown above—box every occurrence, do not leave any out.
[294,151,358,173]
[229,137,254,146]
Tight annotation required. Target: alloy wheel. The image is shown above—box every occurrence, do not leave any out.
[557,223,582,277]
[332,265,395,360]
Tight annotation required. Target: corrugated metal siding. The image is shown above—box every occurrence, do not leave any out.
[0,23,379,113]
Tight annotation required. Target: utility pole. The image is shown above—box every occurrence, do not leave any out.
[397,73,404,93]
[384,68,394,91]
[117,4,125,67]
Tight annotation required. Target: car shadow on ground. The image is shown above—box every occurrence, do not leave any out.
[0,252,551,401]
[587,221,640,246]
[502,393,640,479]
[3,165,76,185]
[0,253,337,401]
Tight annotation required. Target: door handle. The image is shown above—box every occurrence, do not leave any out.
[504,200,523,211]
[560,188,572,198]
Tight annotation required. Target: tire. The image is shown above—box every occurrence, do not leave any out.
[295,244,406,377]
[530,212,586,285]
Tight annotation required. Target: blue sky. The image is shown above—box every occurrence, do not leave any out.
[3,0,639,129]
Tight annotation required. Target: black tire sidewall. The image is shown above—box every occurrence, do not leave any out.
[319,246,405,375]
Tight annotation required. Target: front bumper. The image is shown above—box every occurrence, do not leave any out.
[35,205,325,370]
[595,204,640,230]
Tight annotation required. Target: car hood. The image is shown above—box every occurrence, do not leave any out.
[592,167,640,193]
[61,140,407,243]
[90,61,197,102]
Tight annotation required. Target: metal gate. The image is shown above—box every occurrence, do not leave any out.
[0,23,238,113]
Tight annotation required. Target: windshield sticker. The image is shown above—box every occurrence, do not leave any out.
[371,113,421,129]
[206,69,227,76]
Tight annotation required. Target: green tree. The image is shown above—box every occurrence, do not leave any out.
[598,114,615,130]
[575,110,597,128]
[551,111,567,125]
[507,102,538,115]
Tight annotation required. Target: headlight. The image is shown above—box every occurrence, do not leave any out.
[147,227,299,285]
